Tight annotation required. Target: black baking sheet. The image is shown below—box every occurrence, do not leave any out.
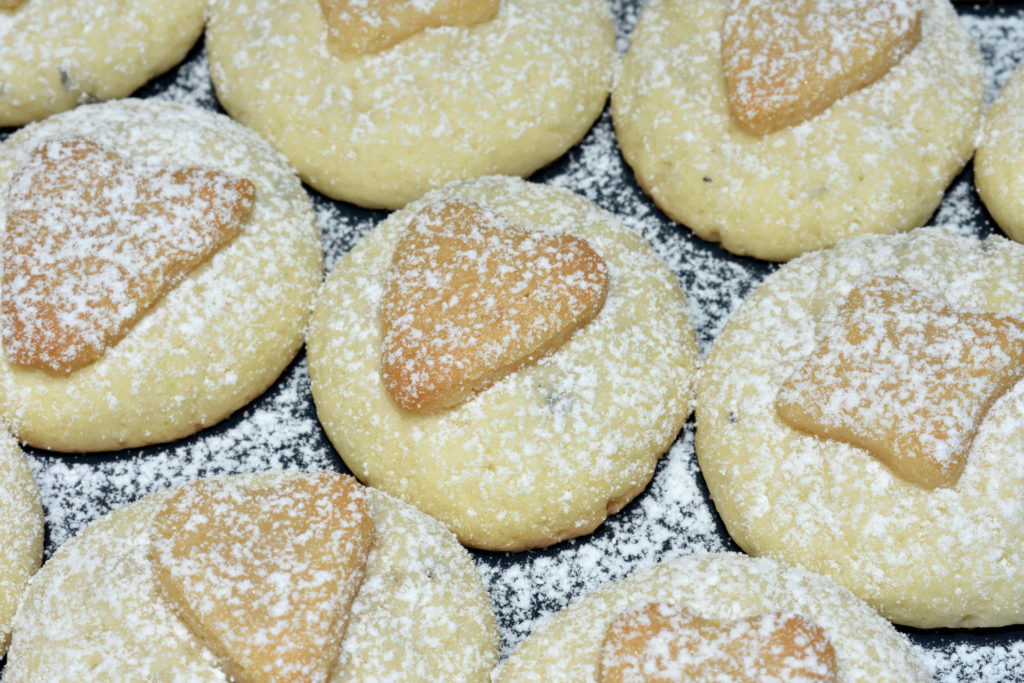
[2,1,1024,680]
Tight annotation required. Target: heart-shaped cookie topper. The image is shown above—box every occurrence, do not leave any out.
[149,473,374,683]
[722,0,922,135]
[381,199,608,413]
[2,136,254,374]
[601,602,837,682]
[777,275,1024,490]
[319,0,499,58]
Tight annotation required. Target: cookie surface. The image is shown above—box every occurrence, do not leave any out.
[205,0,614,209]
[0,99,322,452]
[0,0,204,126]
[612,0,983,261]
[0,430,42,657]
[307,176,699,551]
[976,59,1024,243]
[696,228,1024,628]
[492,553,929,682]
[5,471,498,681]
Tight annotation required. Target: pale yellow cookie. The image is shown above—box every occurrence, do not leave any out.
[492,553,929,682]
[307,176,698,551]
[5,471,498,680]
[612,0,984,261]
[205,0,615,209]
[696,227,1024,628]
[976,59,1024,243]
[0,0,204,126]
[0,430,43,657]
[0,99,323,452]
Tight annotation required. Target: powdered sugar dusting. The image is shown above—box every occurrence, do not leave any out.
[722,0,922,134]
[2,2,1023,681]
[381,199,608,411]
[3,136,252,373]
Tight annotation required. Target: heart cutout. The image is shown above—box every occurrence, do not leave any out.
[149,473,374,683]
[601,602,837,682]
[721,0,922,135]
[777,275,1024,489]
[380,199,608,412]
[2,136,254,374]
[318,0,499,58]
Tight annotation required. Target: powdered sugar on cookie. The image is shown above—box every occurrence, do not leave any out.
[697,228,1024,631]
[722,0,921,134]
[3,136,253,374]
[381,199,607,412]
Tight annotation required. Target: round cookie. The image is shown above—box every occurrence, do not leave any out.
[0,0,204,127]
[611,0,984,261]
[0,98,323,452]
[976,59,1024,242]
[493,553,929,682]
[0,430,43,657]
[5,471,498,680]
[205,0,615,209]
[307,175,699,551]
[696,227,1024,628]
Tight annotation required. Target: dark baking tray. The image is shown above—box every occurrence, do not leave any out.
[1,1,1023,679]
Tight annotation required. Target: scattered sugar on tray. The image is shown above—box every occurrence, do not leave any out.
[480,426,731,656]
[927,640,1024,682]
[24,354,334,551]
[962,12,1024,104]
[543,109,764,353]
[146,45,218,111]
[6,3,1024,679]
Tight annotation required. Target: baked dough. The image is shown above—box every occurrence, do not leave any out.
[205,0,615,209]
[976,59,1024,243]
[612,0,984,261]
[307,175,699,551]
[4,471,499,680]
[492,553,930,682]
[0,430,42,657]
[696,227,1024,628]
[0,99,323,452]
[0,0,204,126]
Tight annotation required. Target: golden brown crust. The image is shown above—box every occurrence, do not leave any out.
[148,474,374,683]
[319,0,499,57]
[2,137,253,374]
[380,199,608,412]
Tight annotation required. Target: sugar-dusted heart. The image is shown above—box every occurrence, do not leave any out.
[721,0,922,135]
[318,0,499,58]
[2,136,254,374]
[777,275,1024,489]
[381,199,608,413]
[149,473,374,683]
[601,602,837,682]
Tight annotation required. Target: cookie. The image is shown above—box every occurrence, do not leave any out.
[0,99,322,452]
[307,175,699,551]
[696,227,1024,628]
[0,430,43,657]
[976,59,1024,243]
[5,471,499,680]
[205,0,615,209]
[492,553,930,682]
[0,0,204,127]
[612,0,984,261]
